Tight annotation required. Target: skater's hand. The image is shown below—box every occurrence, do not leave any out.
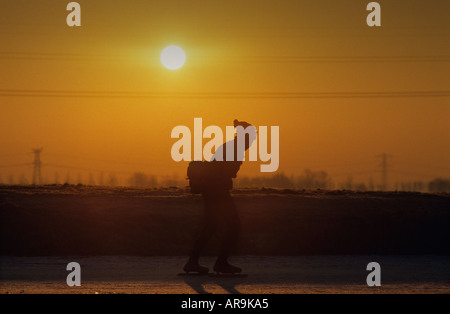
[234,119,252,128]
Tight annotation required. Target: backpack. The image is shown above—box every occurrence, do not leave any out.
[187,160,243,194]
[187,161,211,194]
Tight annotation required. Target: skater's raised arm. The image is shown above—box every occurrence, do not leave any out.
[211,119,256,162]
[233,119,257,153]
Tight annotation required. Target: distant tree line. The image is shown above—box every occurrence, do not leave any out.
[127,172,183,187]
[234,169,333,190]
[1,171,450,193]
[428,178,450,193]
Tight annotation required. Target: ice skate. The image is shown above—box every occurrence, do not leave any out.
[210,260,248,278]
[178,259,209,276]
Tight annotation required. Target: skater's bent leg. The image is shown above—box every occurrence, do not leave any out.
[190,222,216,261]
[190,196,220,261]
[214,211,242,274]
[184,197,219,274]
[217,197,240,263]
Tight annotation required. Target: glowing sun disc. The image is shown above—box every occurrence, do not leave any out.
[160,45,186,70]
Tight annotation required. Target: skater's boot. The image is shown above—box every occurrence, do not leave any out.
[213,259,242,274]
[183,258,209,275]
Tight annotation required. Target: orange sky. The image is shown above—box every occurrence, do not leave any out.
[0,0,449,187]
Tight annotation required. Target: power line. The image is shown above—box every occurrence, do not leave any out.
[390,170,447,179]
[0,152,31,158]
[218,56,450,63]
[0,52,127,60]
[0,163,31,168]
[45,163,133,175]
[329,170,381,177]
[45,153,152,167]
[1,89,449,99]
[1,52,449,63]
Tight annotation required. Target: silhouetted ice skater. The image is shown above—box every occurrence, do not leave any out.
[183,119,257,275]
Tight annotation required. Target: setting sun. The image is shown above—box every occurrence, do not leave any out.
[0,0,449,298]
[160,45,186,70]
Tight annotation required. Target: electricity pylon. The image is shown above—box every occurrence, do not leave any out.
[32,148,43,185]
[377,153,392,191]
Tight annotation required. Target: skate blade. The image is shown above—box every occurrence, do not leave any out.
[209,273,248,278]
